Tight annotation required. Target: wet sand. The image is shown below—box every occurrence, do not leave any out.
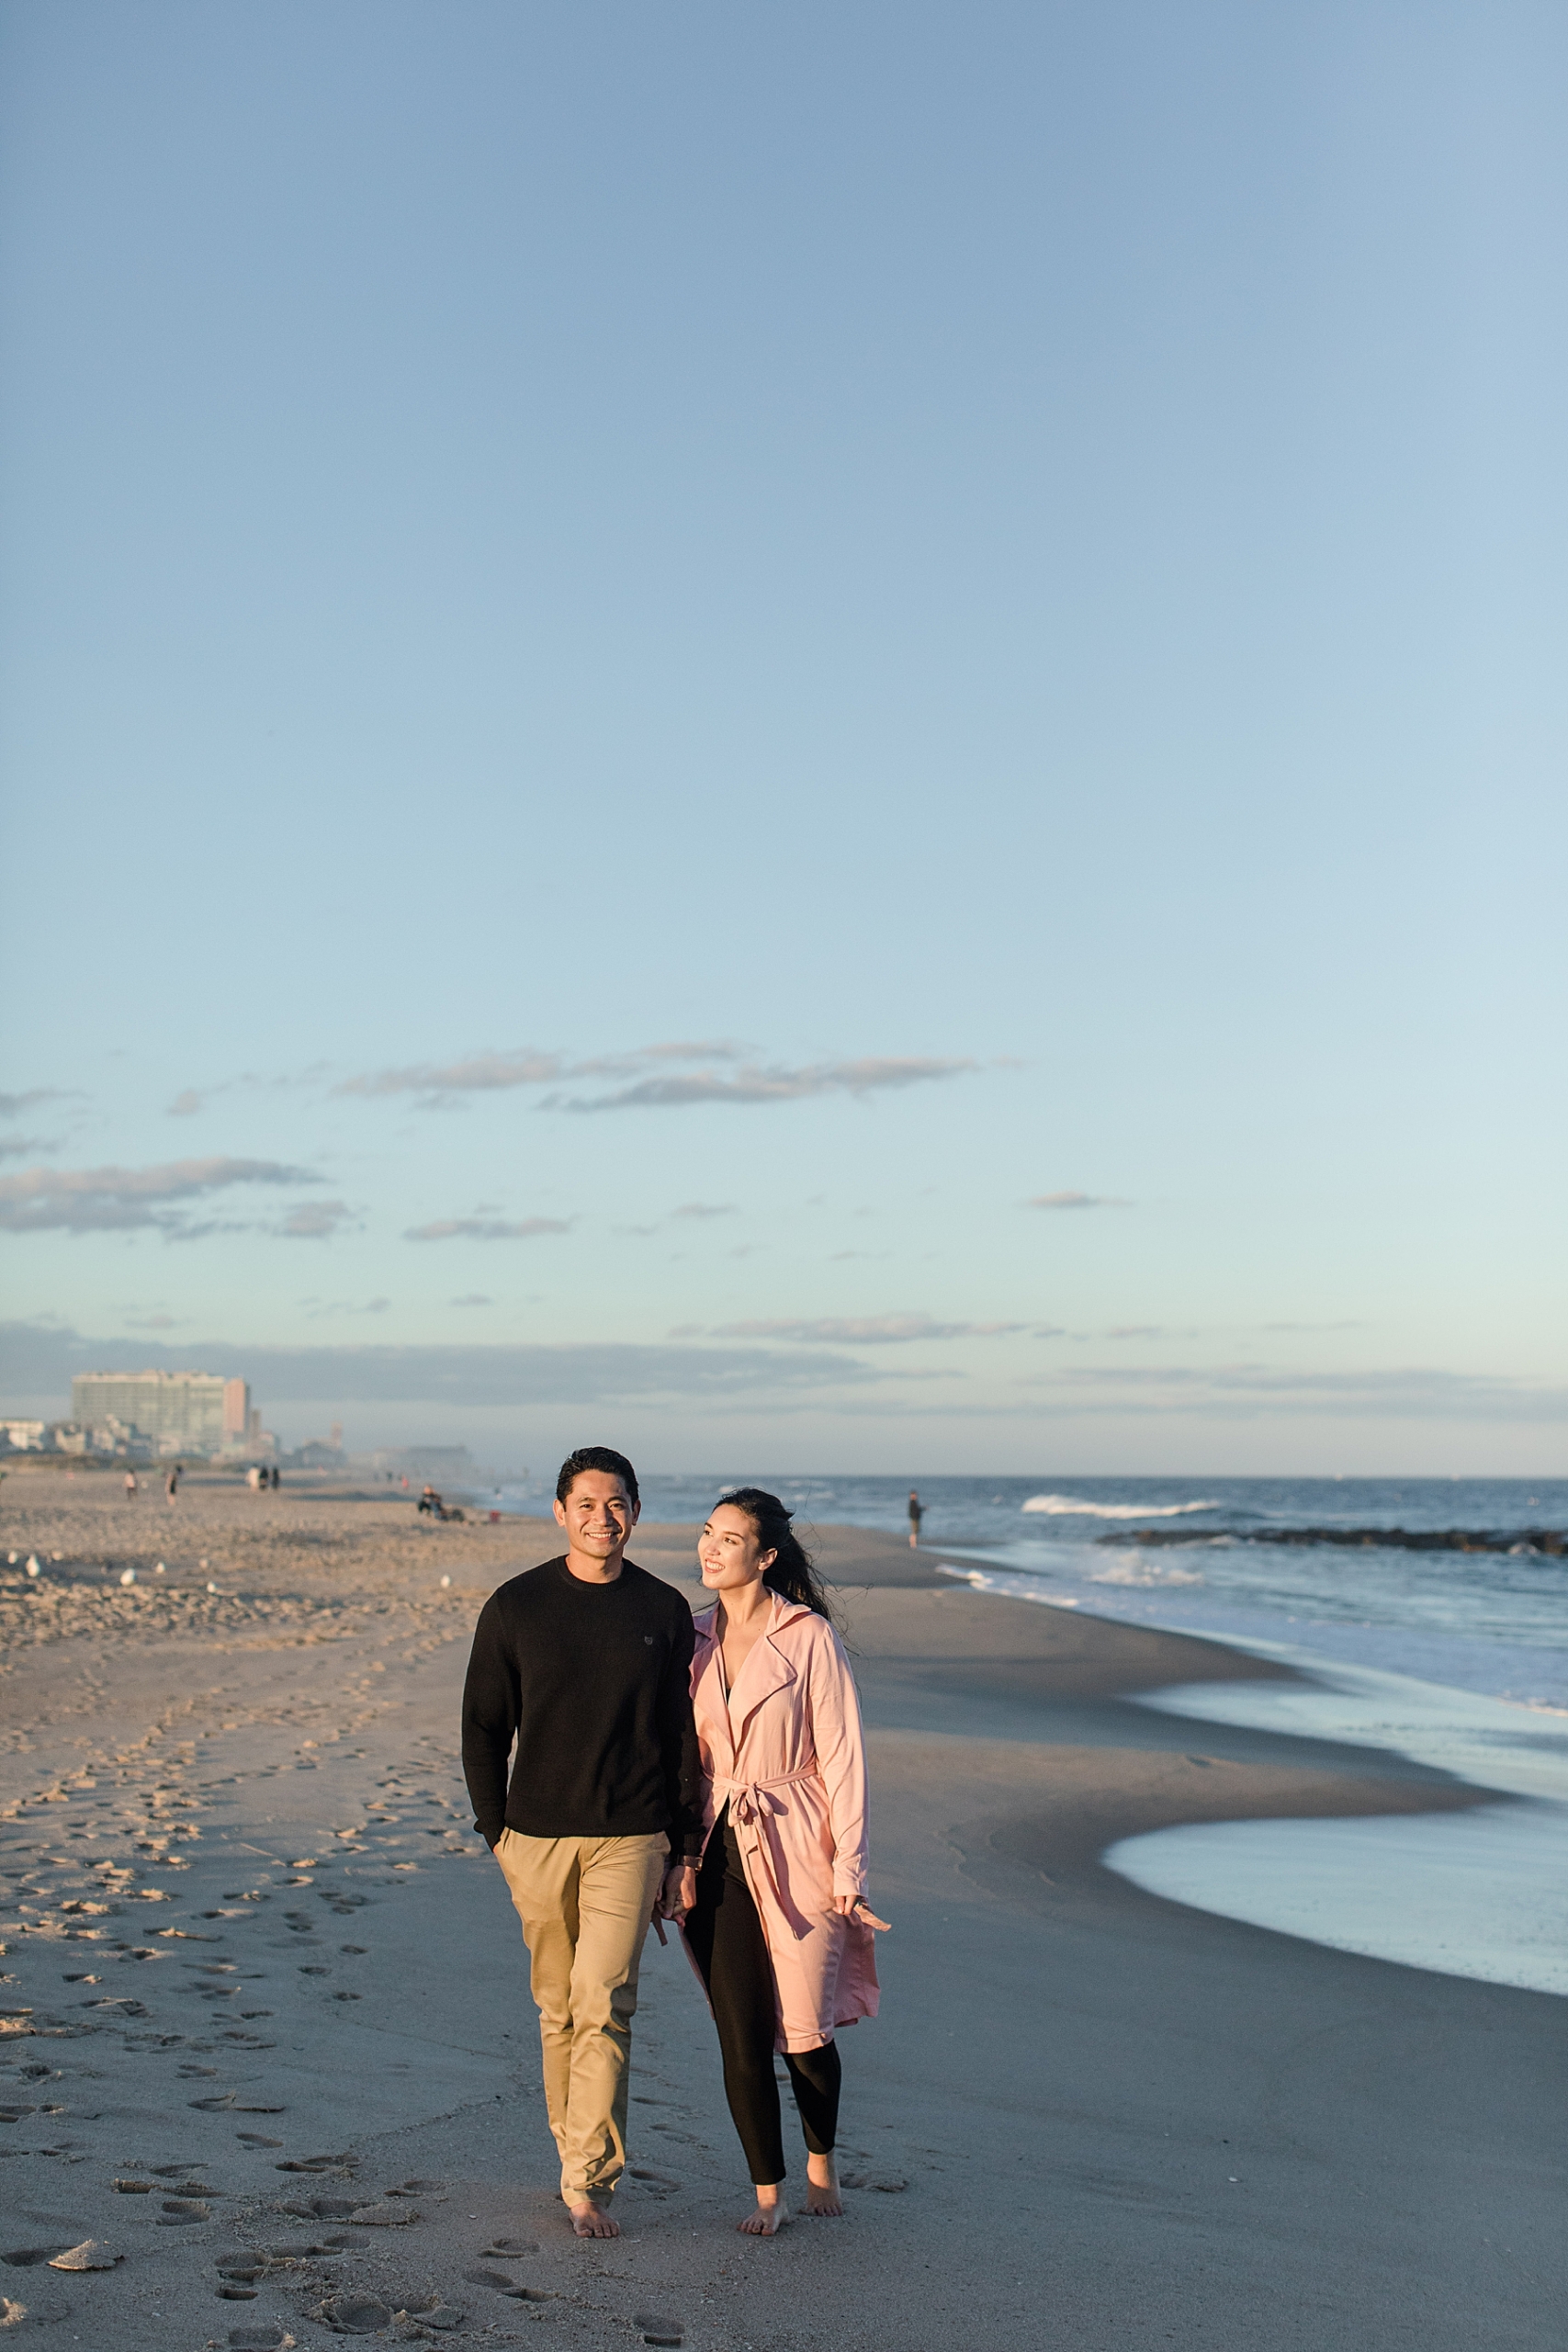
[1,1471,1562,2349]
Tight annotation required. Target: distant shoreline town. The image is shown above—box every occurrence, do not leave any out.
[0,1366,477,1487]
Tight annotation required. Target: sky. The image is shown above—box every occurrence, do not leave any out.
[2,0,1564,1476]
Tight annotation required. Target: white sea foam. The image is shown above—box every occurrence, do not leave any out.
[1089,1560,1205,1587]
[1021,1493,1219,1519]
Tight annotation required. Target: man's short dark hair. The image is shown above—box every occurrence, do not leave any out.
[556,1446,639,1507]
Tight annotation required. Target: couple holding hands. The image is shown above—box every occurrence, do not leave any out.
[461,1446,886,2238]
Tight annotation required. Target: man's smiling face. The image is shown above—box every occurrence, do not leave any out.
[554,1468,639,1560]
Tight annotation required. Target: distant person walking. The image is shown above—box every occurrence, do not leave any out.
[462,1446,701,2238]
[165,1464,181,1503]
[123,1471,138,1499]
[671,1488,886,2234]
[907,1488,923,1548]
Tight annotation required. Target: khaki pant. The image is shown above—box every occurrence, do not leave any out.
[493,1828,668,2205]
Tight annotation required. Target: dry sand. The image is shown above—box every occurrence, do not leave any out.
[1,1469,1562,2351]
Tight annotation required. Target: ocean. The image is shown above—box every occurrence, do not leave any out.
[491,1473,1568,1995]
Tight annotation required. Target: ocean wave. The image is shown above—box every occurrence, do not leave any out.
[1089,1562,1205,1588]
[1021,1494,1219,1520]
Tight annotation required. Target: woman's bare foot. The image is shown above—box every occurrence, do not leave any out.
[738,2182,790,2235]
[567,2199,619,2238]
[804,2153,843,2217]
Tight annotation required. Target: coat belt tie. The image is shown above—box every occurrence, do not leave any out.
[712,1766,821,1939]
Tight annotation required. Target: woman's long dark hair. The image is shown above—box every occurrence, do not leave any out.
[717,1487,834,1621]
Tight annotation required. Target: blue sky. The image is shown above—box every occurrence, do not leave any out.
[2,1,1563,1474]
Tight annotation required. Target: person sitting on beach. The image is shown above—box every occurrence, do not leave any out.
[461,1445,702,2238]
[668,1489,887,2236]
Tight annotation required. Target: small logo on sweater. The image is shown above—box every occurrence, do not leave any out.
[643,1634,655,1645]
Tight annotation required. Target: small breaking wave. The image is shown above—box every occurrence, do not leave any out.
[1089,1561,1205,1588]
[1021,1494,1219,1520]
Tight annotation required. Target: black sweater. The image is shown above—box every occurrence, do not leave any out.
[460,1557,702,1853]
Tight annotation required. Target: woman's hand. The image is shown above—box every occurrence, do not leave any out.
[659,1862,697,1922]
[834,1893,891,1930]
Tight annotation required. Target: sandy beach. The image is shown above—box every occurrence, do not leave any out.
[1,1470,1562,2351]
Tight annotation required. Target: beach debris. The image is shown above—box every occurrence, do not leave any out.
[634,2315,683,2346]
[47,2240,121,2270]
[25,1559,39,1578]
[318,2296,390,2334]
[155,1561,166,1574]
[119,1569,137,1587]
[113,2177,155,2193]
[208,1582,220,1594]
[2,2291,70,2327]
[439,1574,451,1588]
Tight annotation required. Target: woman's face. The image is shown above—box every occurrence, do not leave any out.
[698,1503,778,1594]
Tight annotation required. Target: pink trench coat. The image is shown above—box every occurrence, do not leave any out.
[682,1593,879,2054]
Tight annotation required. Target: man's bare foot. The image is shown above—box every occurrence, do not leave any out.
[738,2182,789,2235]
[804,2154,843,2217]
[567,2199,619,2238]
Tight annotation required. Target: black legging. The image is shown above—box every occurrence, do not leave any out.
[683,1807,841,2186]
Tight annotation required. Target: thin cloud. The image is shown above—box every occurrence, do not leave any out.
[0,1090,71,1118]
[0,1136,52,1162]
[403,1216,572,1243]
[277,1200,355,1240]
[0,1157,321,1237]
[1028,1191,1131,1210]
[1014,1363,1568,1420]
[125,1312,183,1330]
[338,1050,567,1103]
[333,1042,975,1115]
[562,1057,976,1114]
[712,1314,1026,1344]
[672,1202,737,1220]
[451,1294,491,1307]
[167,1089,214,1116]
[0,1320,890,1408]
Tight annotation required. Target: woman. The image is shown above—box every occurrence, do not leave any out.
[668,1488,888,2235]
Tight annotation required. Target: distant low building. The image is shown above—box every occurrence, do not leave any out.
[1,1419,48,1452]
[367,1444,479,1485]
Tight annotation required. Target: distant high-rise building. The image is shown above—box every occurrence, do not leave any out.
[70,1371,239,1454]
[223,1379,250,1441]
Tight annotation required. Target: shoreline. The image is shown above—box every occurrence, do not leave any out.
[1,1476,1562,2349]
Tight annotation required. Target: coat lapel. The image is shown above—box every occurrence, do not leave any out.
[691,1606,738,1775]
[727,1594,807,1744]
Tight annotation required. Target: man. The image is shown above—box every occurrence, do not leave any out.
[908,1487,924,1548]
[462,1446,701,2237]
